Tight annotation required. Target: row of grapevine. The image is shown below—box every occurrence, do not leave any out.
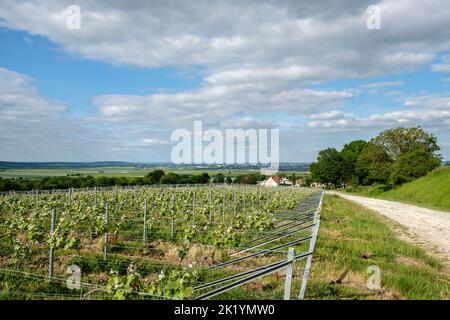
[0,185,320,300]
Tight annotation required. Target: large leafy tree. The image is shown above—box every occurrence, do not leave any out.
[145,170,165,184]
[310,148,344,186]
[372,127,440,161]
[389,148,441,185]
[340,140,368,185]
[355,127,441,186]
[213,173,225,183]
[355,142,392,185]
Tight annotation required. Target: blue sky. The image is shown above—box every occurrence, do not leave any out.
[1,0,450,162]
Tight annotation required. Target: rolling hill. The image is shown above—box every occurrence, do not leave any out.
[380,166,450,212]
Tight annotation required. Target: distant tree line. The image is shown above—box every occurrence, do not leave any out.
[0,170,211,192]
[0,169,282,192]
[310,127,442,189]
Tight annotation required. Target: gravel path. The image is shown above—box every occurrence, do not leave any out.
[327,191,450,263]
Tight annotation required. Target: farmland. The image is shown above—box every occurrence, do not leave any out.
[0,185,321,300]
[0,162,311,179]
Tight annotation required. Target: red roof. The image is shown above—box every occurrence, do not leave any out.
[272,175,280,184]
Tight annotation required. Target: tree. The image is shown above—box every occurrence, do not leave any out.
[160,172,180,184]
[145,170,165,184]
[372,127,440,161]
[340,140,368,185]
[355,142,392,185]
[389,148,441,185]
[234,173,264,184]
[213,173,225,184]
[199,173,210,184]
[310,148,344,186]
[356,127,441,186]
[226,176,232,184]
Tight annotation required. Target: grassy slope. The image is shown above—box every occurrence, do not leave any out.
[306,195,449,299]
[379,166,450,212]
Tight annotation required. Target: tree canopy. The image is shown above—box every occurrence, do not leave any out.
[310,127,442,188]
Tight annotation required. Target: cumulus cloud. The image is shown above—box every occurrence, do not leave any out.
[220,117,278,129]
[309,111,353,121]
[0,0,448,76]
[1,0,450,160]
[0,68,80,160]
[431,55,450,73]
[361,81,404,89]
[94,86,354,126]
[307,96,450,131]
[0,67,177,161]
[142,138,169,145]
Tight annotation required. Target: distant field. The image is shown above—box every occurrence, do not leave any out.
[0,166,309,179]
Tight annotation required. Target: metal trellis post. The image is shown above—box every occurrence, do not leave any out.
[48,208,57,280]
[209,189,212,223]
[298,191,323,299]
[104,203,109,260]
[143,199,148,245]
[284,247,295,300]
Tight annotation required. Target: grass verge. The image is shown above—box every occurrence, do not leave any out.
[347,166,450,212]
[306,195,449,299]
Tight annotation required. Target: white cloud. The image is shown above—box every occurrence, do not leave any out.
[309,111,353,120]
[1,1,450,160]
[142,138,169,145]
[0,0,448,79]
[431,55,450,73]
[361,81,404,89]
[306,96,450,131]
[220,117,278,129]
[94,86,353,126]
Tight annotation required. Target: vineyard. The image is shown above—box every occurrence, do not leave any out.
[0,185,323,300]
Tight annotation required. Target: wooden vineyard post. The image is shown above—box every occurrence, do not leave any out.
[48,208,57,280]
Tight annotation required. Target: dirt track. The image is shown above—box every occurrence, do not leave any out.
[327,192,450,264]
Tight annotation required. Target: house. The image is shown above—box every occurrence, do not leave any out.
[259,175,280,187]
[295,178,303,187]
[310,182,326,188]
[279,177,293,186]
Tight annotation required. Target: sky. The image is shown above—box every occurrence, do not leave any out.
[1,0,450,163]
